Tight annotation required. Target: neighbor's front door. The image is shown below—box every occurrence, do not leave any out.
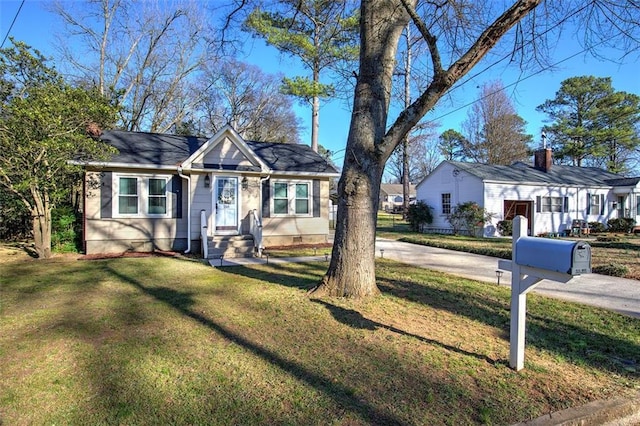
[215,177,238,233]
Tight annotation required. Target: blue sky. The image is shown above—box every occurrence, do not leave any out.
[2,0,639,167]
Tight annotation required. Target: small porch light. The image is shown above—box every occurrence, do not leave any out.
[204,174,210,188]
[241,176,249,190]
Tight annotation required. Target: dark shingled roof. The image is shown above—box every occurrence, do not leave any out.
[100,130,206,166]
[448,160,625,186]
[99,130,338,174]
[604,177,640,187]
[246,140,338,174]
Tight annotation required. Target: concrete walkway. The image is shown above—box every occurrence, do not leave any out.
[375,238,640,318]
[213,238,640,318]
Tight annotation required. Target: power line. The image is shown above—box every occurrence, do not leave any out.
[1,0,25,49]
[430,40,607,124]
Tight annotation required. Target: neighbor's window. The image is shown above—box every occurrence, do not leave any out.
[442,193,451,215]
[272,181,311,216]
[590,194,601,215]
[148,178,167,214]
[541,196,563,213]
[637,199,640,215]
[118,177,138,214]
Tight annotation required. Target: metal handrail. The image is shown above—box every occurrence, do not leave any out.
[249,209,263,256]
[200,209,208,259]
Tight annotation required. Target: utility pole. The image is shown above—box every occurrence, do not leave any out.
[402,23,411,218]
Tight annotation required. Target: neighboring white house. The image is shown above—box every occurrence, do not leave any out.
[380,183,416,212]
[415,148,640,236]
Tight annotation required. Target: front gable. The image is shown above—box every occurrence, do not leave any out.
[182,125,268,172]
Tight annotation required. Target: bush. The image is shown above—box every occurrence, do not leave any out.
[51,205,81,252]
[0,189,31,241]
[406,201,434,232]
[497,220,513,236]
[588,221,606,233]
[607,218,635,233]
[592,263,628,277]
[447,202,493,236]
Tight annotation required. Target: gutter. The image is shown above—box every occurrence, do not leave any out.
[177,166,191,254]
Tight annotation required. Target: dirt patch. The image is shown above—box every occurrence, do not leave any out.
[0,244,35,263]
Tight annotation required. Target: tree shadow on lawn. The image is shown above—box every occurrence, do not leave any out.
[103,264,408,425]
[311,299,502,366]
[226,262,639,378]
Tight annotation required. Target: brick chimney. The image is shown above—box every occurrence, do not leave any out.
[534,148,552,172]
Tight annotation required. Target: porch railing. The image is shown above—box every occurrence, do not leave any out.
[250,209,263,256]
[200,209,208,259]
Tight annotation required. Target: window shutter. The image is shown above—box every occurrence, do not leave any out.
[313,179,321,218]
[536,196,541,213]
[600,194,605,215]
[563,197,569,213]
[171,175,182,218]
[586,193,591,215]
[101,172,112,218]
[262,179,270,218]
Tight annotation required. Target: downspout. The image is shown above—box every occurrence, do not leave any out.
[178,166,191,253]
[258,175,270,251]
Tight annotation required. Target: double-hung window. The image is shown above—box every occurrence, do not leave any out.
[272,181,311,216]
[442,193,451,215]
[116,175,168,217]
[541,196,563,213]
[118,177,138,214]
[590,194,601,215]
[148,178,167,214]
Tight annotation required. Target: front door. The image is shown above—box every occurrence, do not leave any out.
[215,177,238,234]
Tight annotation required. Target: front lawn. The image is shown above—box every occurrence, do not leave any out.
[1,250,638,425]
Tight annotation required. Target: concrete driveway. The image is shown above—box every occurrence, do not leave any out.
[375,238,640,318]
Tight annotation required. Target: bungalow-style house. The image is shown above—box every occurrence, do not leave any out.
[415,148,640,236]
[76,125,339,257]
[380,183,416,212]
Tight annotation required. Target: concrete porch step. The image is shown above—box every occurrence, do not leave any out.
[207,235,255,259]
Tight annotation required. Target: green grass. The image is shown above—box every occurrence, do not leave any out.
[1,253,638,425]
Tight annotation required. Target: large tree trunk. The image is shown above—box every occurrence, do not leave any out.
[311,0,410,298]
[312,0,543,298]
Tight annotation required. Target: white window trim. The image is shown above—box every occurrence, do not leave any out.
[271,180,313,217]
[113,173,170,218]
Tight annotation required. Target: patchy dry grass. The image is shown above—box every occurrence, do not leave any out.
[1,251,638,425]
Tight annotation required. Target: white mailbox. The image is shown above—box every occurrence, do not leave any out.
[514,237,591,275]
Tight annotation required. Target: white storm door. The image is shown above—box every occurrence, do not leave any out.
[215,177,238,232]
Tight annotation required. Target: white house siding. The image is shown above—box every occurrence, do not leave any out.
[483,183,616,236]
[416,162,620,237]
[84,170,188,253]
[415,162,484,231]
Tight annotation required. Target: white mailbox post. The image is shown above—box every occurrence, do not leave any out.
[498,216,591,371]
